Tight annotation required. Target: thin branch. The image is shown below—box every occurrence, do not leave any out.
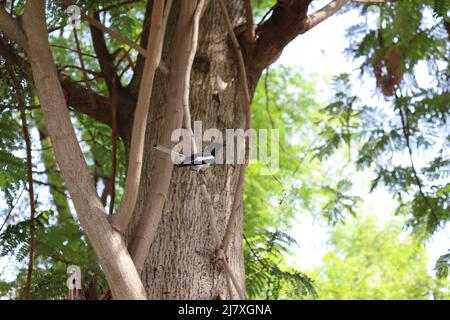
[0,5,28,49]
[225,271,234,300]
[50,44,98,60]
[221,257,245,300]
[198,173,222,247]
[63,0,147,57]
[113,47,135,71]
[34,179,68,197]
[6,63,35,300]
[183,0,205,152]
[97,0,143,13]
[0,104,40,111]
[222,165,245,252]
[90,11,119,93]
[72,28,99,123]
[396,96,441,229]
[83,12,147,56]
[110,77,118,214]
[0,187,25,233]
[217,0,251,110]
[302,0,349,34]
[100,177,112,206]
[243,0,255,43]
[112,0,168,234]
[61,65,102,77]
[217,0,252,263]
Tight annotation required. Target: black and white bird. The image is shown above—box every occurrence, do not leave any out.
[154,142,223,167]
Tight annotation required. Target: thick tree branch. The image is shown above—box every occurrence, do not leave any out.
[0,5,28,50]
[248,0,348,72]
[90,12,118,93]
[303,0,349,34]
[112,0,168,234]
[22,0,146,299]
[249,0,312,71]
[59,74,113,127]
[0,36,27,69]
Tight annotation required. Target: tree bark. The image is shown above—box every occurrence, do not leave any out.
[126,1,251,299]
[0,0,349,300]
[21,0,146,300]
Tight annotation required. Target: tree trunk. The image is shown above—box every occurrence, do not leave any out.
[126,1,252,299]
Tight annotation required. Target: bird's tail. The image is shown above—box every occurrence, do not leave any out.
[153,144,185,164]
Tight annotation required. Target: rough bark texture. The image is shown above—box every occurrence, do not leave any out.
[126,1,250,299]
[21,0,146,299]
[0,0,348,300]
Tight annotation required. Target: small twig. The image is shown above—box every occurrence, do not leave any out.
[257,6,274,27]
[396,95,440,228]
[217,0,252,256]
[61,65,102,77]
[0,104,40,111]
[225,271,234,300]
[222,164,245,252]
[113,47,136,71]
[264,68,275,128]
[198,172,222,247]
[221,257,244,300]
[183,0,206,151]
[243,233,270,271]
[97,0,143,13]
[50,44,98,59]
[0,187,25,233]
[110,77,118,214]
[217,0,251,112]
[83,13,147,56]
[72,28,99,113]
[62,0,147,56]
[34,180,68,197]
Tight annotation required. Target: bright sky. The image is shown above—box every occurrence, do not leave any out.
[273,1,449,273]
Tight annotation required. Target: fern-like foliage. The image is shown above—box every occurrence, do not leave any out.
[432,0,449,19]
[245,230,317,299]
[435,250,450,279]
[0,211,52,260]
